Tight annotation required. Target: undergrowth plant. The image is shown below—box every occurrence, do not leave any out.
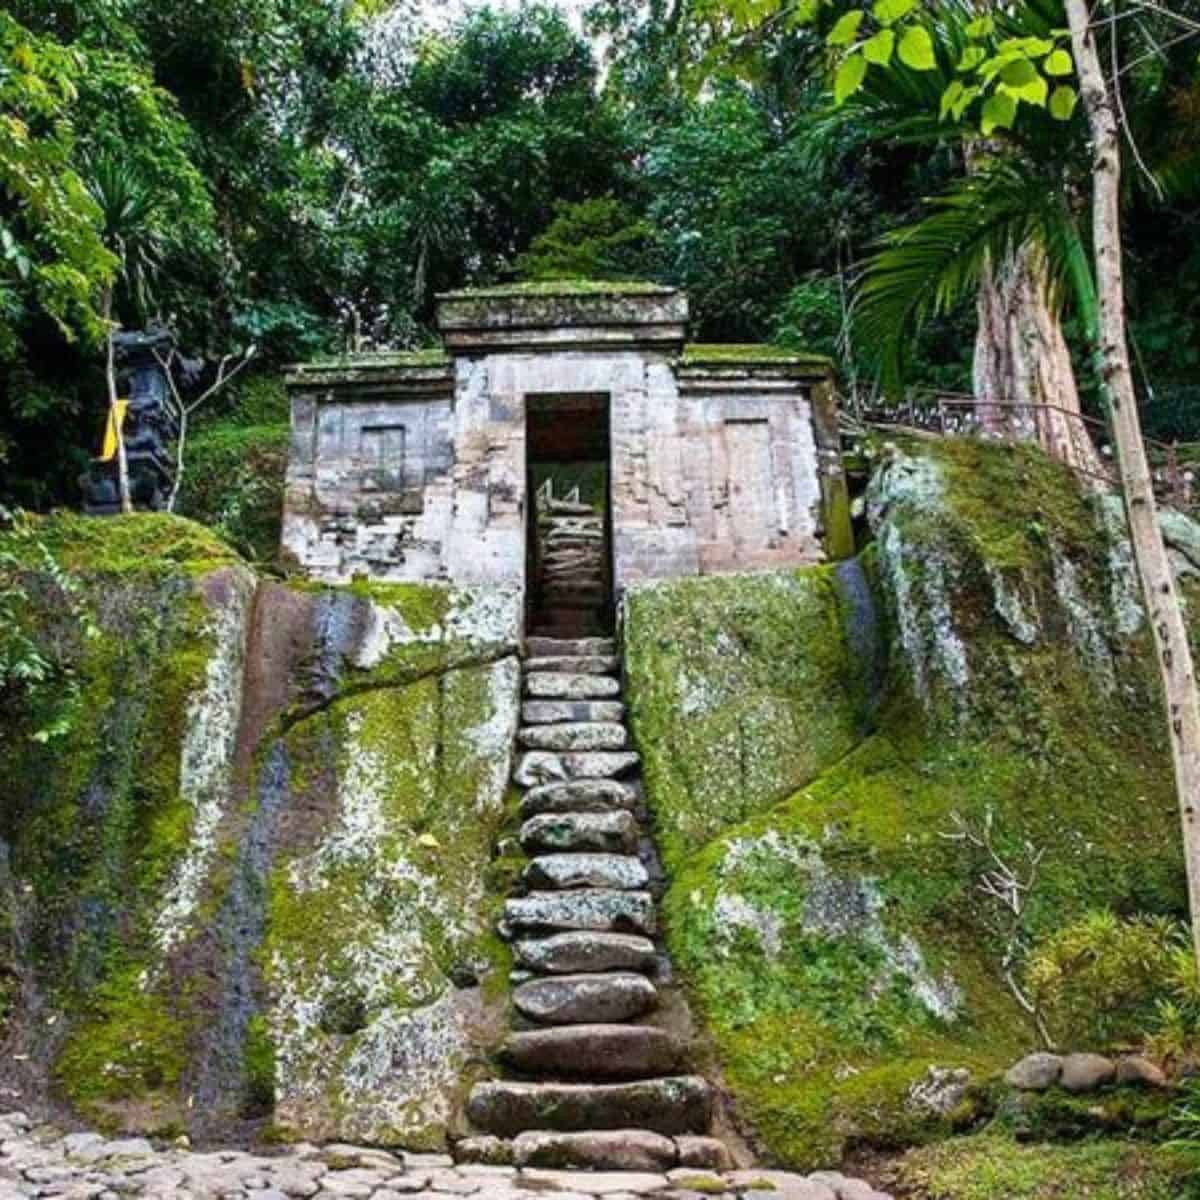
[0,506,98,742]
[1026,910,1200,1058]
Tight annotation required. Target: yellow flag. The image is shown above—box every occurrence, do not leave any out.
[99,400,130,462]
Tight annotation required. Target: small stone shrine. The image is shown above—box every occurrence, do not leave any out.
[282,283,852,619]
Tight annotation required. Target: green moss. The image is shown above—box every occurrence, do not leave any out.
[55,965,189,1110]
[624,566,873,872]
[897,1134,1191,1199]
[243,1014,277,1115]
[680,343,832,367]
[440,279,671,298]
[0,511,241,576]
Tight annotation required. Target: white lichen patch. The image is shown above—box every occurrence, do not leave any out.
[465,656,521,814]
[876,522,970,716]
[352,584,521,671]
[152,568,256,956]
[1051,547,1116,690]
[1097,494,1145,637]
[985,564,1040,645]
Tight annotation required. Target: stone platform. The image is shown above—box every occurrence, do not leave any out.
[0,1114,892,1200]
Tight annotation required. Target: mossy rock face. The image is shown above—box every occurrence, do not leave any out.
[624,438,1189,1169]
[0,513,522,1146]
[623,566,879,872]
[260,651,521,1147]
[0,513,256,1132]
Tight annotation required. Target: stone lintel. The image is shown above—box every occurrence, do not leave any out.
[436,285,688,353]
[674,346,834,394]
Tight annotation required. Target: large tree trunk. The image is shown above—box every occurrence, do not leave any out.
[1066,0,1200,968]
[974,241,1104,479]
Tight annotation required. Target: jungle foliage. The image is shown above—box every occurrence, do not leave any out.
[0,0,1198,509]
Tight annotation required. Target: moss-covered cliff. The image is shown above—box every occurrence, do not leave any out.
[623,438,1192,1169]
[0,514,521,1146]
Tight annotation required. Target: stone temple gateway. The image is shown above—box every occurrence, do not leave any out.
[283,283,852,626]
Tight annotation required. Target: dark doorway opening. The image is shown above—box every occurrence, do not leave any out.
[525,392,613,636]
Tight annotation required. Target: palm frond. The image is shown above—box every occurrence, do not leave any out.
[857,157,1084,392]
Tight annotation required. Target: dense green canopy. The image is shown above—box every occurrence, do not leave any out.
[0,0,1197,508]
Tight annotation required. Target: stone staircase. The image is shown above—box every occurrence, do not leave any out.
[532,495,609,638]
[458,636,730,1172]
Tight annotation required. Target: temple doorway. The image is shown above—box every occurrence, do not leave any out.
[525,392,613,636]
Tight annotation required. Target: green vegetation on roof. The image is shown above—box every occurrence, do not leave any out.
[298,348,450,371]
[681,343,832,367]
[439,279,674,299]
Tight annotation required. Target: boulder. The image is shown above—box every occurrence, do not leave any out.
[520,779,638,817]
[1115,1055,1169,1089]
[522,701,626,725]
[1060,1052,1117,1093]
[673,1138,733,1171]
[519,723,629,752]
[560,751,641,779]
[452,1137,512,1166]
[523,853,649,891]
[526,638,616,658]
[525,655,620,675]
[504,890,656,936]
[521,811,639,854]
[525,672,621,699]
[465,1077,713,1137]
[1004,1052,1064,1091]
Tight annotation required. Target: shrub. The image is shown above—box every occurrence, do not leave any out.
[1026,910,1196,1053]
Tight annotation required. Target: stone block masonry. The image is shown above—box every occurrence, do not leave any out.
[282,284,852,590]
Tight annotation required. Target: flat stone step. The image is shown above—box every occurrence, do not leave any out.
[521,779,637,818]
[525,673,621,700]
[521,700,625,726]
[466,1077,712,1137]
[521,812,638,854]
[519,722,629,752]
[525,656,619,675]
[513,973,658,1025]
[523,853,649,891]
[514,751,639,786]
[514,931,657,975]
[526,639,616,660]
[512,1129,678,1170]
[504,890,656,936]
[501,1027,681,1084]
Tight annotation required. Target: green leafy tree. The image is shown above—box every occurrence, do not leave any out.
[516,197,656,282]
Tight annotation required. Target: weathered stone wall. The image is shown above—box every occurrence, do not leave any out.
[282,358,457,583]
[281,287,850,591]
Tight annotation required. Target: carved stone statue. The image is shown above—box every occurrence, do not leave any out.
[81,326,179,515]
